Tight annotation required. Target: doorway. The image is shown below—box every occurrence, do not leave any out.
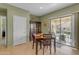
[30,21,41,41]
[51,15,74,47]
[0,16,7,48]
[0,8,7,48]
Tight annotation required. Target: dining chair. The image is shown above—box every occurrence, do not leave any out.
[42,34,52,55]
[32,34,36,49]
[32,34,42,49]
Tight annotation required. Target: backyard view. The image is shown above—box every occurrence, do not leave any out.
[51,16,72,46]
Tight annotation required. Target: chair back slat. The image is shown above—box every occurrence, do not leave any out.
[43,34,52,39]
[43,34,52,45]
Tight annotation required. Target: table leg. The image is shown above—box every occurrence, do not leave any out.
[36,40,38,55]
[50,42,51,54]
[54,38,56,53]
[40,41,42,49]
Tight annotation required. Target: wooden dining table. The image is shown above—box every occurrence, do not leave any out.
[35,34,56,55]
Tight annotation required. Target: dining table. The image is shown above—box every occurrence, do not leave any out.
[35,34,56,55]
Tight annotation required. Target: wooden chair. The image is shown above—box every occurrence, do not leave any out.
[32,34,36,49]
[32,34,42,49]
[42,34,52,55]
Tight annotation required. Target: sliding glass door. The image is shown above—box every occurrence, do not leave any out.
[51,16,73,46]
[51,18,61,43]
[61,16,72,46]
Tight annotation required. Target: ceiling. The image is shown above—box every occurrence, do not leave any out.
[9,3,75,16]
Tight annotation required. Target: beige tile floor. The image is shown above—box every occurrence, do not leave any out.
[0,41,79,55]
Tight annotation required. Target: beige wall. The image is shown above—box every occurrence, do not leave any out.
[30,15,40,22]
[40,4,79,49]
[0,3,30,47]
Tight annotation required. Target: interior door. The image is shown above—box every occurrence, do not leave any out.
[0,16,6,48]
[30,23,36,41]
[30,22,41,41]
